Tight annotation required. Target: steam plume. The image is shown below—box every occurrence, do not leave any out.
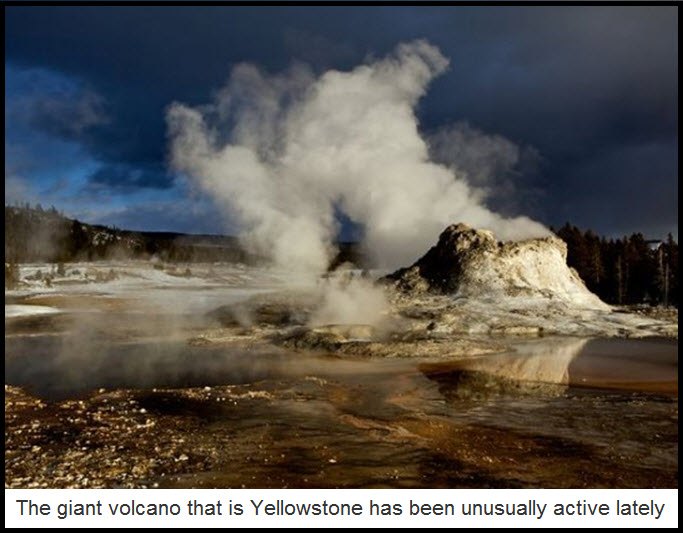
[167,40,548,273]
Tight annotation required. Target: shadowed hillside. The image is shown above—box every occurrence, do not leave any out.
[4,205,252,264]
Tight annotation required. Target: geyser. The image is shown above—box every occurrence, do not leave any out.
[167,40,548,274]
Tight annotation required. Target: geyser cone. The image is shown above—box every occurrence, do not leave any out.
[384,223,610,311]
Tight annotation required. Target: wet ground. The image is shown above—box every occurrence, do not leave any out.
[5,306,678,489]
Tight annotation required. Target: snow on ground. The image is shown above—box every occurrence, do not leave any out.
[7,261,317,316]
[5,305,61,318]
[392,292,677,339]
[6,260,677,339]
[14,261,285,292]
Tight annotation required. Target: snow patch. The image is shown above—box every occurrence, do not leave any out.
[5,305,61,318]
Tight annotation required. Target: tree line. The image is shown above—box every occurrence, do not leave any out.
[554,223,678,307]
[4,204,251,265]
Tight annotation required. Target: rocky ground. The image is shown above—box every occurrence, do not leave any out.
[4,252,679,490]
[5,375,678,489]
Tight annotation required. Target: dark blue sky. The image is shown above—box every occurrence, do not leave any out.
[5,6,678,239]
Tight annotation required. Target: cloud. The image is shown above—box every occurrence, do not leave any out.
[551,139,678,239]
[282,28,357,70]
[27,88,107,139]
[80,197,234,235]
[4,174,38,206]
[85,163,175,192]
[5,65,109,141]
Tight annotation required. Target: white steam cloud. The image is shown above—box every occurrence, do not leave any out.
[309,276,389,328]
[167,40,548,274]
[426,121,543,218]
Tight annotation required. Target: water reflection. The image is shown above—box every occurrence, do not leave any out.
[568,337,677,394]
[467,337,588,383]
[420,337,588,399]
[421,336,677,398]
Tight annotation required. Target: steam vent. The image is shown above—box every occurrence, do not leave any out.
[384,223,610,311]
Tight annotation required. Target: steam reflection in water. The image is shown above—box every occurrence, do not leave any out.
[422,336,677,396]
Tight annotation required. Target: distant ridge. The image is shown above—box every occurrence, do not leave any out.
[4,205,366,268]
[4,205,249,264]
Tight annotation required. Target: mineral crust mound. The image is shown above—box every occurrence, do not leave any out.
[383,223,609,311]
